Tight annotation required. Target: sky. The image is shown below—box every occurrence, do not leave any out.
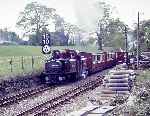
[0,0,150,35]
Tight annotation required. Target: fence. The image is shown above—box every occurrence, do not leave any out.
[0,56,45,76]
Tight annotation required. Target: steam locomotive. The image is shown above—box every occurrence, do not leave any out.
[41,49,127,84]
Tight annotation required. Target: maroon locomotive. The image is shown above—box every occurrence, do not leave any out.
[41,49,127,84]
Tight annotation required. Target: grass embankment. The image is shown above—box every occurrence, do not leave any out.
[137,70,150,81]
[0,45,97,78]
[130,70,150,115]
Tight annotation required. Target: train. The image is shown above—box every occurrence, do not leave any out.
[40,49,128,84]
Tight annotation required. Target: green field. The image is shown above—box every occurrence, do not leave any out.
[0,45,97,78]
[0,45,98,57]
[0,46,43,56]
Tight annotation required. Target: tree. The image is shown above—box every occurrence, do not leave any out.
[53,14,64,32]
[0,28,20,43]
[9,32,20,42]
[64,23,75,43]
[96,1,127,50]
[96,1,112,50]
[133,19,150,51]
[28,34,37,45]
[105,18,127,48]
[64,22,83,45]
[16,2,55,45]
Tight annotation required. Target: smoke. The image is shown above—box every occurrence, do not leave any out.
[73,0,103,32]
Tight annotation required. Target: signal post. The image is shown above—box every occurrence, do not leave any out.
[42,31,51,54]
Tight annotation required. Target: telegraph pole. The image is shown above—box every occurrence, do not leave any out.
[97,20,103,51]
[124,25,128,65]
[137,12,140,69]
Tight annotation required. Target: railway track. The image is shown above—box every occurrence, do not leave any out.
[16,76,103,116]
[0,70,106,109]
[0,85,53,107]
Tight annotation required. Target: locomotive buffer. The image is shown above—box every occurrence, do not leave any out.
[42,32,51,54]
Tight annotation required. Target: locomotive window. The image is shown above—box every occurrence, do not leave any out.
[102,54,105,61]
[110,53,113,59]
[111,53,115,59]
[100,55,103,62]
[97,54,103,62]
[107,54,109,58]
[107,54,111,60]
[92,55,97,63]
[97,55,100,60]
[107,54,109,60]
[92,55,96,61]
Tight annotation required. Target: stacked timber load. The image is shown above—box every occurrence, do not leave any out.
[101,69,136,99]
[109,69,136,81]
[105,74,131,95]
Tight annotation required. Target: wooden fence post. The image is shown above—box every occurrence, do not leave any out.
[32,56,34,70]
[10,58,13,72]
[21,56,24,70]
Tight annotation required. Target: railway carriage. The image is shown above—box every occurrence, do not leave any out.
[91,52,106,72]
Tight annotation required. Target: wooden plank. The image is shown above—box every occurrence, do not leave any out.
[66,106,98,116]
[89,105,116,114]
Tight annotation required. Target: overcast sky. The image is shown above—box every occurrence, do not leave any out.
[0,0,150,33]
